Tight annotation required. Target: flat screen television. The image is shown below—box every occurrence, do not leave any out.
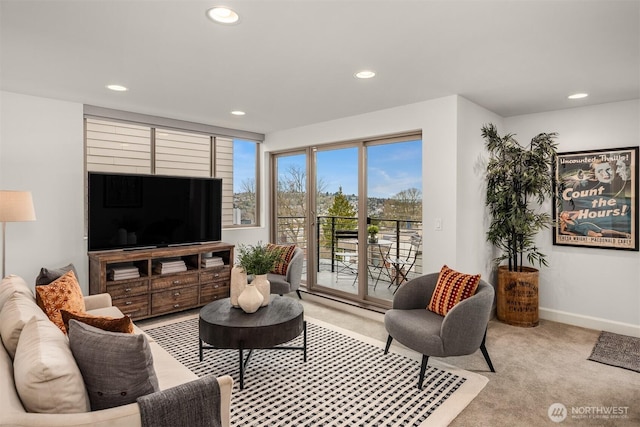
[88,172,222,252]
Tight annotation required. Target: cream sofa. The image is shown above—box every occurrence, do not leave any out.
[0,274,232,427]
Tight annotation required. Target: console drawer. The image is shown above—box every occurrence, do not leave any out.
[151,272,198,291]
[106,280,148,299]
[151,285,199,315]
[113,295,149,319]
[200,282,229,304]
[200,266,230,284]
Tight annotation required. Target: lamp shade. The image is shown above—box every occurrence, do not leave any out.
[0,191,36,222]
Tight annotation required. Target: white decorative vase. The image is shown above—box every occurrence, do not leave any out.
[237,283,263,314]
[230,265,247,308]
[253,274,271,307]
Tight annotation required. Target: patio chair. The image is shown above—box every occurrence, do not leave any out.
[335,240,358,286]
[376,234,422,293]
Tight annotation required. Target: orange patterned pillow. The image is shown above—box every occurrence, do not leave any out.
[427,265,480,316]
[267,244,296,275]
[35,270,85,334]
[61,310,134,334]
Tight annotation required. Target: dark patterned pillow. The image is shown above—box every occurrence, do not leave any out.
[427,265,480,316]
[61,309,134,334]
[68,320,159,410]
[35,263,78,285]
[267,244,296,275]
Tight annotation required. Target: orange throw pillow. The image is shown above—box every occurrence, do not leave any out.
[61,310,134,334]
[427,265,480,316]
[35,270,85,334]
[268,244,296,275]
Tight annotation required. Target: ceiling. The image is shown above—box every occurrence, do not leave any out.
[1,0,639,135]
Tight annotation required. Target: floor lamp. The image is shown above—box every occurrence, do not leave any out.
[0,191,36,278]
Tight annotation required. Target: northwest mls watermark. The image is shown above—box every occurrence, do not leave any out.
[548,403,630,423]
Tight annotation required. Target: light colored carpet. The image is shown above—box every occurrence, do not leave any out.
[144,315,487,426]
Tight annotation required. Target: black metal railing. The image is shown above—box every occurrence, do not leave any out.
[275,215,423,279]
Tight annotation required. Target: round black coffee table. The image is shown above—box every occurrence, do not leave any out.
[199,295,306,389]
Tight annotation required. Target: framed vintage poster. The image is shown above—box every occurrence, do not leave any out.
[554,146,638,251]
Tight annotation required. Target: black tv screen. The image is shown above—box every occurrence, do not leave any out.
[88,172,222,251]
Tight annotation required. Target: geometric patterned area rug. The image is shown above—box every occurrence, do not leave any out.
[145,316,488,426]
[588,331,640,373]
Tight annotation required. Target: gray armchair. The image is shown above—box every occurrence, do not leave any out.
[267,246,304,299]
[384,272,495,389]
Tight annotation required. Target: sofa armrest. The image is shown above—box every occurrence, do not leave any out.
[0,402,142,427]
[217,375,233,427]
[285,248,304,290]
[83,293,113,311]
[1,376,234,427]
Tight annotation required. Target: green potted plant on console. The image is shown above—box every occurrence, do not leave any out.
[236,242,282,312]
[483,123,558,327]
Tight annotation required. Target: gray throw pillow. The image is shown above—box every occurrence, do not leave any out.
[35,263,78,285]
[67,319,159,411]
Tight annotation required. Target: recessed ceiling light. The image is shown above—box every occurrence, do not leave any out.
[106,84,128,92]
[355,70,376,79]
[207,7,239,24]
[568,93,588,99]
[231,110,246,116]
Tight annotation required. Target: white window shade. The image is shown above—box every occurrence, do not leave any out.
[86,118,151,174]
[215,137,235,226]
[155,129,211,177]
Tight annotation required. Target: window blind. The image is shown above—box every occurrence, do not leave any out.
[85,118,151,174]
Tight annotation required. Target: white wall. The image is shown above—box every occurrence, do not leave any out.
[0,91,264,292]
[455,97,504,279]
[266,95,467,274]
[505,100,640,335]
[0,91,86,290]
[266,96,503,280]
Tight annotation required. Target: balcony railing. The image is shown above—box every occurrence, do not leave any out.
[275,215,423,285]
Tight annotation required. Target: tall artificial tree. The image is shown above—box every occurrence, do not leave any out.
[483,123,558,272]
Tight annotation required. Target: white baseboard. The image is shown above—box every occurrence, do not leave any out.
[301,291,640,338]
[300,292,385,323]
[540,307,640,337]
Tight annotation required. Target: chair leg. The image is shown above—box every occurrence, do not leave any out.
[296,290,302,299]
[418,355,429,390]
[384,335,393,354]
[480,329,495,373]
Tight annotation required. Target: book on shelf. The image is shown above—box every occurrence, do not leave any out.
[152,258,187,274]
[201,256,224,268]
[107,265,140,281]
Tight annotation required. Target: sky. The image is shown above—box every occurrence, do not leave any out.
[274,139,422,199]
[233,139,258,191]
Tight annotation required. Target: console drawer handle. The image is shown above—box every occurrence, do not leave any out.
[125,288,131,292]
[173,280,181,285]
[174,292,181,297]
[213,284,219,289]
[214,273,219,278]
[173,304,180,308]
[125,301,133,305]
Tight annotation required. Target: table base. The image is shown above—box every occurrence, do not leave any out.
[199,320,307,390]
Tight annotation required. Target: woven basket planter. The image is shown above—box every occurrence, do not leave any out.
[496,265,539,327]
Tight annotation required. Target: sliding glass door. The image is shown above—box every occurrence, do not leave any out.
[272,134,422,307]
[314,145,360,296]
[365,139,423,302]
